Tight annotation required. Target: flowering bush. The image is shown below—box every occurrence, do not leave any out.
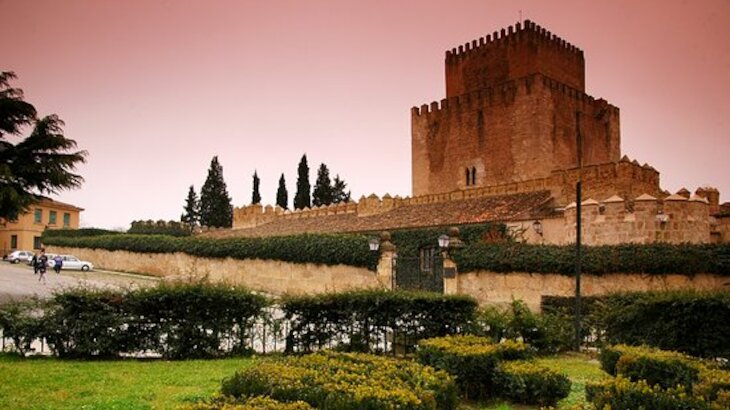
[586,376,706,410]
[416,335,532,399]
[493,360,571,406]
[221,351,458,410]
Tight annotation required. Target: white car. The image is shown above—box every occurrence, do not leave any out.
[48,254,94,272]
[7,250,34,264]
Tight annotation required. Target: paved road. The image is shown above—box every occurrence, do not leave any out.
[0,261,159,304]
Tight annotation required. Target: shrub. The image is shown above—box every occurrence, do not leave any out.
[128,220,192,237]
[13,282,268,359]
[221,351,458,410]
[601,345,700,390]
[586,376,708,410]
[453,242,730,276]
[42,227,120,238]
[694,367,730,405]
[493,360,571,406]
[0,298,44,356]
[473,300,573,353]
[383,223,506,257]
[42,233,378,270]
[180,396,314,410]
[600,291,730,359]
[416,335,532,399]
[282,290,477,354]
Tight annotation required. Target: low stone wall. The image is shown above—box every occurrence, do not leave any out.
[457,270,730,311]
[48,246,381,296]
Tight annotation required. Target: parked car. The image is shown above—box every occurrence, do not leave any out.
[7,250,33,264]
[47,254,94,272]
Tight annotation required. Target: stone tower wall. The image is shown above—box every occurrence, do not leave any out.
[445,20,585,97]
[412,74,621,197]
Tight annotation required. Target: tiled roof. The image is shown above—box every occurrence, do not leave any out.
[205,191,555,238]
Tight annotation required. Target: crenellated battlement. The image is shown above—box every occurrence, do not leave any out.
[445,20,583,63]
[411,73,617,119]
[563,191,713,245]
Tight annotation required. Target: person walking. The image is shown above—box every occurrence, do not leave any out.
[38,250,48,284]
[30,251,39,274]
[53,254,63,274]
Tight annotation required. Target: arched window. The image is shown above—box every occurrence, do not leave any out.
[465,168,471,186]
[471,167,477,186]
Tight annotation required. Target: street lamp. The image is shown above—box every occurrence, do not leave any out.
[368,237,380,252]
[438,234,450,249]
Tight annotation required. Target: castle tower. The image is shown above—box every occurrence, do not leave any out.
[412,20,621,197]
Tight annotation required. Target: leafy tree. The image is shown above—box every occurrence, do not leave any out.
[293,154,310,210]
[180,185,200,227]
[312,163,333,207]
[332,174,351,204]
[0,71,87,220]
[276,173,288,210]
[199,156,233,228]
[251,170,261,205]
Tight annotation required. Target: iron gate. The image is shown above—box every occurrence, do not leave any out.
[393,252,444,293]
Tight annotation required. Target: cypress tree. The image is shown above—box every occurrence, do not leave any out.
[312,163,334,206]
[180,185,200,228]
[199,156,233,228]
[332,175,351,204]
[293,154,311,210]
[276,173,288,209]
[251,170,261,204]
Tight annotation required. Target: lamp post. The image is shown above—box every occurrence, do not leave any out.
[368,237,380,252]
[437,234,450,250]
[575,111,583,352]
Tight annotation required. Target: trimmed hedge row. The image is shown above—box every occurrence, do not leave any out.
[220,351,459,410]
[589,345,730,410]
[415,335,570,405]
[454,242,730,275]
[181,397,314,410]
[128,220,192,237]
[0,283,268,359]
[42,228,121,238]
[42,233,379,270]
[599,345,700,390]
[282,290,477,354]
[542,291,730,358]
[384,223,506,257]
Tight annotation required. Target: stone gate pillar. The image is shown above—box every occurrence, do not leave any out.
[376,231,396,290]
[442,227,464,295]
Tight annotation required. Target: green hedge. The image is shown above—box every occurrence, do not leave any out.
[415,335,533,399]
[128,220,192,237]
[493,360,571,406]
[590,345,730,410]
[282,290,477,354]
[220,351,459,410]
[599,345,700,390]
[1,283,268,359]
[600,291,730,359]
[586,376,707,410]
[42,233,379,270]
[384,223,506,257]
[42,228,121,238]
[542,291,730,358]
[180,396,314,410]
[454,243,730,275]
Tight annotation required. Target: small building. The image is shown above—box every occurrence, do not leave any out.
[0,197,83,257]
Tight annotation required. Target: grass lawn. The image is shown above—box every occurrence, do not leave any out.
[0,352,606,409]
[0,354,255,410]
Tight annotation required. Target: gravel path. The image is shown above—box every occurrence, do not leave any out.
[0,262,159,304]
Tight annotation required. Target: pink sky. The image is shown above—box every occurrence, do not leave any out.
[2,0,729,229]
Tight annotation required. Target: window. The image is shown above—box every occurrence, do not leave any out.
[465,168,471,186]
[34,209,42,223]
[63,213,71,227]
[33,236,42,250]
[419,247,438,272]
[10,235,17,249]
[471,167,477,186]
[49,211,57,225]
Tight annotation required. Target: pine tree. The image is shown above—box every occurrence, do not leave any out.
[312,163,334,206]
[180,185,200,228]
[332,175,351,204]
[276,173,288,209]
[293,154,311,210]
[251,170,261,204]
[199,156,233,228]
